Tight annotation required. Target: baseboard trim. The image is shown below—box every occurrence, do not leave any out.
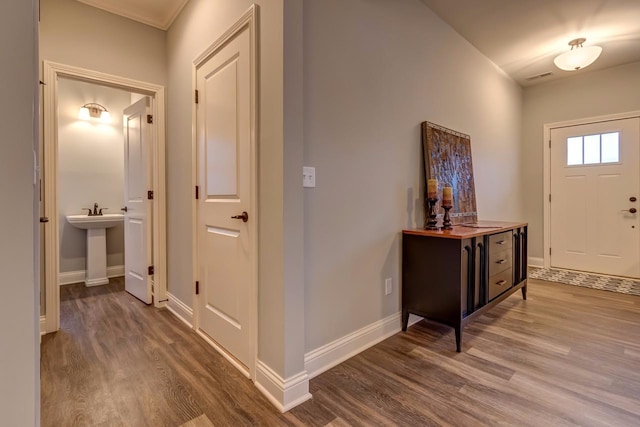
[528,257,544,268]
[304,311,422,380]
[255,360,312,413]
[59,265,124,286]
[166,292,194,328]
[40,315,46,336]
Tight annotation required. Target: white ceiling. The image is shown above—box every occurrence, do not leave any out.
[421,0,640,86]
[76,0,188,30]
[78,0,640,86]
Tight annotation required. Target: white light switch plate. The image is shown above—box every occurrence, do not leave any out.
[303,166,316,188]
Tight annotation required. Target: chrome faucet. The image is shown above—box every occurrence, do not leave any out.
[83,202,107,216]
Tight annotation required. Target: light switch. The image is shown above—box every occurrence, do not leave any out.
[303,166,316,188]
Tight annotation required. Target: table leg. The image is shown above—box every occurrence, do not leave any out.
[401,309,409,332]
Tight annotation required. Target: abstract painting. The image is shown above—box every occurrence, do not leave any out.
[422,121,477,225]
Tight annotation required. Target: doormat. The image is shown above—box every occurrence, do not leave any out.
[529,268,640,296]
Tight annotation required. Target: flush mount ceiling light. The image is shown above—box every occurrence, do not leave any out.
[78,103,112,123]
[553,38,602,71]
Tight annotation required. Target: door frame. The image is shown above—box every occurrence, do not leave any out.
[191,5,259,379]
[543,110,640,269]
[42,61,167,333]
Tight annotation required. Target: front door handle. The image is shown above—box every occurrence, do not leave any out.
[622,208,638,214]
[231,211,249,222]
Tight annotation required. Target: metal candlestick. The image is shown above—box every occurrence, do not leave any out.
[426,198,439,230]
[442,205,453,229]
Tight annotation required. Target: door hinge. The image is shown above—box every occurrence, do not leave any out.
[148,265,154,275]
[549,247,552,255]
[195,89,199,104]
[147,190,154,200]
[549,194,551,203]
[195,185,199,200]
[549,139,551,148]
[195,281,200,295]
[147,114,153,124]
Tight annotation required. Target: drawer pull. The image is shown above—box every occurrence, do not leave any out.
[496,280,508,286]
[496,240,506,245]
[496,259,507,264]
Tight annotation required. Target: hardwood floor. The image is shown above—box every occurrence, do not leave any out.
[42,278,640,426]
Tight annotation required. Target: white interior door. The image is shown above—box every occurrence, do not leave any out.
[550,117,640,278]
[196,23,254,372]
[123,97,153,304]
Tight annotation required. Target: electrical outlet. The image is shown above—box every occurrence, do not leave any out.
[385,278,392,295]
[303,166,316,188]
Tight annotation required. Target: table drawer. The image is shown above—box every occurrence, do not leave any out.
[489,231,512,251]
[489,268,513,301]
[489,247,512,276]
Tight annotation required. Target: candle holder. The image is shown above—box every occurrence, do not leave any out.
[426,198,439,230]
[442,205,453,229]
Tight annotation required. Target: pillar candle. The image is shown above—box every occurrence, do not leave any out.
[443,186,453,206]
[427,178,438,199]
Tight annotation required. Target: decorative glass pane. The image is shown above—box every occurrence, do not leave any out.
[567,137,583,165]
[601,132,619,163]
[583,134,600,164]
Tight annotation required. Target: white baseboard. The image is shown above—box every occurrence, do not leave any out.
[166,292,194,328]
[255,360,312,412]
[304,311,422,380]
[59,265,124,286]
[528,257,544,268]
[40,315,46,336]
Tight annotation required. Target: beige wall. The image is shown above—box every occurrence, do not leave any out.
[40,0,166,86]
[303,0,523,351]
[522,61,640,260]
[0,0,39,424]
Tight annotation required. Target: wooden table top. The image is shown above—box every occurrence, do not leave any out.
[403,220,527,239]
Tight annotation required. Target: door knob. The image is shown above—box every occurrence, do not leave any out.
[621,208,638,214]
[121,206,128,212]
[231,211,249,222]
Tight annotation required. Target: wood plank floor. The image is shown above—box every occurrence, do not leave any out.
[41,278,640,426]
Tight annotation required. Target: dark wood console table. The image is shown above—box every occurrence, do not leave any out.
[402,221,528,352]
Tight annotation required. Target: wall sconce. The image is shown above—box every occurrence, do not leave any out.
[78,103,112,123]
[553,38,602,71]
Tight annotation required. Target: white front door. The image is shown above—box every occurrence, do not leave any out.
[123,97,153,304]
[550,117,640,277]
[196,22,255,373]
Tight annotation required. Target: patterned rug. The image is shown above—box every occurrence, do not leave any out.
[529,268,640,296]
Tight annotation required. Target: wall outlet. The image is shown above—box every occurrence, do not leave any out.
[303,166,316,188]
[385,278,392,295]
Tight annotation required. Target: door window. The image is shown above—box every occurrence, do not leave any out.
[566,132,620,166]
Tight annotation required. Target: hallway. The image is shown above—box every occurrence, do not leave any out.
[41,278,640,426]
[40,279,298,426]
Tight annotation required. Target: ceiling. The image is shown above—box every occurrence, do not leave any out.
[78,0,640,86]
[421,0,640,86]
[77,0,188,30]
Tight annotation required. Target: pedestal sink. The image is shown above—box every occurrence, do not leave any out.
[66,213,124,286]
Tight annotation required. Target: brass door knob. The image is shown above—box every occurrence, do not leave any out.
[231,211,249,222]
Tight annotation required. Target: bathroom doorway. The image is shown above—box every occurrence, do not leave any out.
[41,61,167,334]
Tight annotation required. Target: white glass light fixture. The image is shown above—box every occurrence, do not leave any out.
[553,38,602,71]
[78,103,112,123]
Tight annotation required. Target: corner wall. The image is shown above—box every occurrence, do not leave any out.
[303,0,523,352]
[522,61,640,259]
[0,0,39,424]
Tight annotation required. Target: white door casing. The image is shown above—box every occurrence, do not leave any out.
[124,97,153,304]
[194,11,257,377]
[550,117,640,278]
[42,61,167,334]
